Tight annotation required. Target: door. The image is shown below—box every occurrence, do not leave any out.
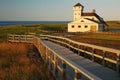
[91,26,97,32]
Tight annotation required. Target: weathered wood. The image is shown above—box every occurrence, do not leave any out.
[74,70,82,80]
[40,35,120,73]
[62,60,67,80]
[8,34,33,43]
[8,34,120,80]
[33,37,100,80]
[54,54,58,76]
[41,39,120,80]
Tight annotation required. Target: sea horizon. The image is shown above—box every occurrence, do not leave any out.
[0,21,70,26]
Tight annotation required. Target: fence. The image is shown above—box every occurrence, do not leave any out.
[33,36,102,80]
[40,35,120,73]
[8,34,33,43]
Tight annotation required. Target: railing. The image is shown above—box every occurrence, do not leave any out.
[8,34,33,43]
[40,35,120,73]
[7,34,120,80]
[33,37,102,80]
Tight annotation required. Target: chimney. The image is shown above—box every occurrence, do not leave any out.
[92,9,96,13]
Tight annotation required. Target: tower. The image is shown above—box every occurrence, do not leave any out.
[73,3,84,21]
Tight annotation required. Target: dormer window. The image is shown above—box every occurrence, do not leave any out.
[81,20,84,22]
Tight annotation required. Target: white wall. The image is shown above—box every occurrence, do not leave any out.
[68,19,98,32]
[68,23,98,32]
[73,6,83,21]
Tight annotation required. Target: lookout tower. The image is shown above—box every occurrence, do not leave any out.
[73,3,84,21]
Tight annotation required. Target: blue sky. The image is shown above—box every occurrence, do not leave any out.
[0,0,120,21]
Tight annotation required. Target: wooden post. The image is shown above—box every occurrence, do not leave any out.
[116,53,120,73]
[45,47,48,63]
[13,35,15,41]
[83,47,87,58]
[102,51,106,66]
[54,54,58,76]
[92,48,95,62]
[19,35,21,42]
[68,41,71,50]
[78,45,80,55]
[74,70,82,80]
[49,52,53,70]
[25,35,27,41]
[62,60,66,80]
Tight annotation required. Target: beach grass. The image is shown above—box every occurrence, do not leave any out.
[0,43,54,80]
[107,21,120,28]
[0,21,120,42]
[0,24,67,41]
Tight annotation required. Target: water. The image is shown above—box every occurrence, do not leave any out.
[0,21,69,26]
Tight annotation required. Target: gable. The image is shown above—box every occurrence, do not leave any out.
[68,18,98,24]
[82,13,107,25]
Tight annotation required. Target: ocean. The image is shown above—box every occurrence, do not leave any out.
[0,21,69,26]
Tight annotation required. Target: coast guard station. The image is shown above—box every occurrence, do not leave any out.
[68,3,107,32]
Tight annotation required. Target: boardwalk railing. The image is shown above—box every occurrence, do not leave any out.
[8,34,33,43]
[8,34,120,80]
[33,37,102,80]
[40,35,120,73]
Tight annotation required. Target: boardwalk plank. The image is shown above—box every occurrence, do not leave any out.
[41,39,120,80]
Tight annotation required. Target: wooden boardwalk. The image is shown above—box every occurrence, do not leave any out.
[8,34,33,43]
[41,39,120,80]
[8,34,120,80]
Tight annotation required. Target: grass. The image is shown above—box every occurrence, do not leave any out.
[0,43,54,80]
[107,21,120,28]
[66,32,120,49]
[0,24,67,41]
[0,21,120,48]
[0,21,120,41]
[51,32,120,49]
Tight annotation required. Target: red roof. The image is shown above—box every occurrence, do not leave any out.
[82,13,107,25]
[82,13,95,16]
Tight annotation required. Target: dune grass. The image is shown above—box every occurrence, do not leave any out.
[0,43,54,80]
[0,24,67,41]
[107,21,120,28]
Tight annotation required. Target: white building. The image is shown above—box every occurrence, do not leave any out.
[68,3,108,32]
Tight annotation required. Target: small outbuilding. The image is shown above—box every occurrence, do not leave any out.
[68,3,107,32]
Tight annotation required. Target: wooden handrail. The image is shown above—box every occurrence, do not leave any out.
[40,35,120,73]
[33,37,102,80]
[40,35,120,54]
[8,34,33,43]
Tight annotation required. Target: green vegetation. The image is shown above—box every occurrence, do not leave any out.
[0,21,120,42]
[0,24,67,41]
[67,32,120,49]
[107,21,120,28]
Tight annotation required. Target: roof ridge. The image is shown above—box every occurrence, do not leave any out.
[74,3,83,7]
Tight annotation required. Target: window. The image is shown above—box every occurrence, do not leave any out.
[72,25,74,28]
[78,25,81,28]
[81,20,84,22]
[85,25,88,28]
[92,18,94,20]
